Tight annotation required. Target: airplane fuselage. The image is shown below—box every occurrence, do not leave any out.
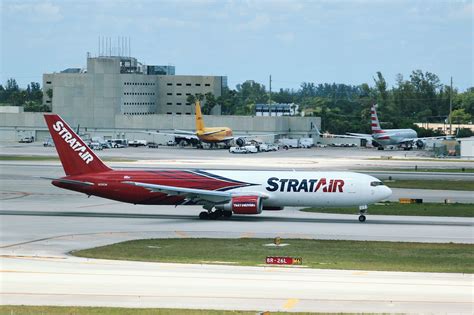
[53,169,392,208]
[372,128,417,147]
[196,127,233,143]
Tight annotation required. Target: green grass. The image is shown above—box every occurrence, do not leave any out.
[0,155,135,162]
[365,168,474,173]
[385,179,474,191]
[367,157,474,162]
[73,238,474,273]
[301,202,474,217]
[0,306,264,315]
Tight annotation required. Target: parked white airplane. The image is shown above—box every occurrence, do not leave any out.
[317,104,450,150]
[44,114,392,222]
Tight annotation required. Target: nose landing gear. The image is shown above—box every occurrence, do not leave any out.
[358,205,368,223]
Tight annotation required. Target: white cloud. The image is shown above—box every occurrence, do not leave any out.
[235,14,270,31]
[5,1,63,22]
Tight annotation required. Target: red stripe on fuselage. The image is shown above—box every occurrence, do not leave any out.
[53,170,252,205]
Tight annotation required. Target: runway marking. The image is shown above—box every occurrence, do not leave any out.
[352,271,369,275]
[0,255,65,260]
[76,202,120,209]
[175,231,188,237]
[0,267,470,288]
[241,232,255,238]
[283,298,299,310]
[0,292,471,305]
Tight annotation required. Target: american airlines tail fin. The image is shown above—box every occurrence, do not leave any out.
[370,104,383,134]
[195,101,205,132]
[44,114,111,176]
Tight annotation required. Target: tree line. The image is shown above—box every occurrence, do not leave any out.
[0,78,50,112]
[2,70,473,136]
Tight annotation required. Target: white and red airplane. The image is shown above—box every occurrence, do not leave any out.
[346,104,451,150]
[44,114,392,222]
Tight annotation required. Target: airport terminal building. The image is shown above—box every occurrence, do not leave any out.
[43,54,226,128]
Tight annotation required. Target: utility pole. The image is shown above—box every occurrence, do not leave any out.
[269,75,272,116]
[449,76,453,135]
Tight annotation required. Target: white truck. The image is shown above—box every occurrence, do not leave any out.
[299,137,314,148]
[229,145,258,154]
[279,138,313,149]
[128,139,148,147]
[278,138,299,150]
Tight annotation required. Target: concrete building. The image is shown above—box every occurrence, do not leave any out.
[256,103,299,116]
[0,112,321,145]
[43,55,226,128]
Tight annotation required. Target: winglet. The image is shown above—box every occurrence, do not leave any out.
[44,114,111,176]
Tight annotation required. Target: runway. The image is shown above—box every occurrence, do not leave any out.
[1,255,472,313]
[1,159,473,313]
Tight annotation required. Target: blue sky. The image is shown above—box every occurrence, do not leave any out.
[1,0,473,91]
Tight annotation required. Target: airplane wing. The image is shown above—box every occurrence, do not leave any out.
[346,133,372,138]
[123,181,269,205]
[140,130,199,141]
[41,177,95,186]
[233,133,279,139]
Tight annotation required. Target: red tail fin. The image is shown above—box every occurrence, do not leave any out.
[44,114,111,176]
[370,104,384,134]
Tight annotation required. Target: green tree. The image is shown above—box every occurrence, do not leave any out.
[450,108,472,124]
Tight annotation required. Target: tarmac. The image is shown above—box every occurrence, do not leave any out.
[0,145,473,313]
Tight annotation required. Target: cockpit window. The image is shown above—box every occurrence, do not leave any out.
[370,181,384,187]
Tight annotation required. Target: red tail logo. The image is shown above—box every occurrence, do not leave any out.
[44,114,111,176]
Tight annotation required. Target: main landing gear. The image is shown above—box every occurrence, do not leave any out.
[358,205,368,223]
[199,209,232,220]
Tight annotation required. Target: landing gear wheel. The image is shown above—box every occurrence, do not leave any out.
[358,215,366,222]
[223,211,232,218]
[199,211,209,220]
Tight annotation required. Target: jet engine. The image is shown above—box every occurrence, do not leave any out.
[235,137,247,147]
[216,195,263,214]
[416,139,425,149]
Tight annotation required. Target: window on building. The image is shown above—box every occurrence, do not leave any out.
[186,93,191,96]
[176,112,182,115]
[177,93,182,96]
[186,102,191,105]
[167,93,172,96]
[186,83,191,86]
[177,103,182,105]
[46,81,52,84]
[167,102,172,105]
[205,83,210,86]
[195,83,201,86]
[167,112,172,115]
[167,83,172,86]
[185,113,191,115]
[177,83,182,86]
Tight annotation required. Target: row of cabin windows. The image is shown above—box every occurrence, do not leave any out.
[124,82,155,86]
[124,92,155,96]
[166,93,192,96]
[166,102,191,106]
[166,83,211,87]
[124,102,155,106]
[124,112,154,115]
[166,112,192,115]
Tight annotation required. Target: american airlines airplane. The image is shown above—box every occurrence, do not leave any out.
[336,104,449,150]
[43,114,392,222]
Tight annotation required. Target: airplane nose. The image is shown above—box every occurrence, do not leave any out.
[383,186,392,199]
